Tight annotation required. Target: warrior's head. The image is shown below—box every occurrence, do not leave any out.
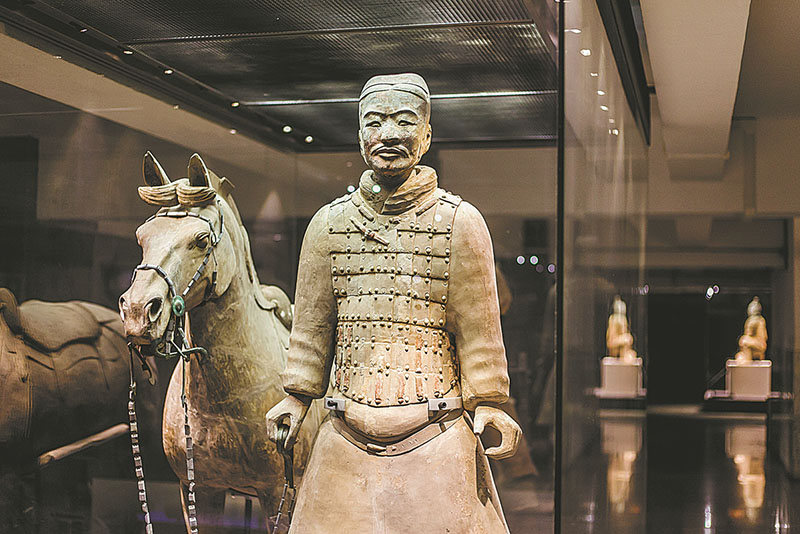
[358,73,432,187]
[612,295,627,316]
[747,296,762,317]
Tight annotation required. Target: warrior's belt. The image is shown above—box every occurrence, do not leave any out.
[328,399,463,457]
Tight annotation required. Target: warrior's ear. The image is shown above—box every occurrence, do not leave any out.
[143,151,170,185]
[188,153,211,187]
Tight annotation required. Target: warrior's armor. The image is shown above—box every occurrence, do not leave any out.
[283,167,509,414]
[328,188,461,406]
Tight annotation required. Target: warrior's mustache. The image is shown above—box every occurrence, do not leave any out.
[371,145,409,157]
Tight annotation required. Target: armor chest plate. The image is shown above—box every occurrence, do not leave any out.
[327,189,462,406]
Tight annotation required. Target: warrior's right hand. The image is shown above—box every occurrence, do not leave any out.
[266,394,311,449]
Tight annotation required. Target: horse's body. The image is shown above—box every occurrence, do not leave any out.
[0,287,153,459]
[120,153,323,530]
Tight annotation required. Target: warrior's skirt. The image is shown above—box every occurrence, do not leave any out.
[288,415,509,534]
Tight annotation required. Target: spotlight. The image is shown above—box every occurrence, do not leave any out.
[304,135,314,143]
[231,101,240,108]
[283,125,293,134]
[580,49,591,57]
[163,69,174,75]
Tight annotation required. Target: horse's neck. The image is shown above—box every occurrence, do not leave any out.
[185,273,279,405]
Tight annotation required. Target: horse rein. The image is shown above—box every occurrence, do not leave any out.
[126,200,225,534]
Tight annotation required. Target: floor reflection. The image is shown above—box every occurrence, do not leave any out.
[647,408,796,533]
[603,418,643,516]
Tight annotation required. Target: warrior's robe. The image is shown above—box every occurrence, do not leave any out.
[283,165,512,533]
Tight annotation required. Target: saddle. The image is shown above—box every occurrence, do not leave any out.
[0,288,105,352]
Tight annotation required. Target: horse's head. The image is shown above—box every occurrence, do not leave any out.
[119,152,249,352]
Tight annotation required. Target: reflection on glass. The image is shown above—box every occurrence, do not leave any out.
[725,424,766,522]
[602,419,642,515]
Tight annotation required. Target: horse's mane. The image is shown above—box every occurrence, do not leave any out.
[139,172,258,286]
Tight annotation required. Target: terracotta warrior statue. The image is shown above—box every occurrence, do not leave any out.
[266,73,521,533]
[606,296,637,362]
[735,297,768,362]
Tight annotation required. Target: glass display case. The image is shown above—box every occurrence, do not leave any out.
[0,1,658,533]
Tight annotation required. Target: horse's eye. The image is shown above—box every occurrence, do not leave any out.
[195,234,209,249]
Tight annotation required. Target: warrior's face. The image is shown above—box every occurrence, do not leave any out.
[358,90,432,185]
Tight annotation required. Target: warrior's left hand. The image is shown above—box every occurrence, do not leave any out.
[473,405,522,460]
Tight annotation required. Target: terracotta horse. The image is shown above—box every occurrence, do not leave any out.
[119,152,324,530]
[0,287,154,460]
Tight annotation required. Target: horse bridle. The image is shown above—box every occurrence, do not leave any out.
[131,200,225,361]
[126,200,225,534]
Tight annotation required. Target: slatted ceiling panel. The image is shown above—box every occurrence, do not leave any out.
[16,0,558,150]
[258,102,359,147]
[41,0,532,42]
[130,25,554,102]
[430,94,557,141]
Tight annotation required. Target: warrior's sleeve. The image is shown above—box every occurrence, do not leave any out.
[447,201,510,410]
[282,205,337,398]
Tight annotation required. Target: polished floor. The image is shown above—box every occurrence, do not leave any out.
[2,408,799,533]
[646,408,794,534]
[559,406,799,534]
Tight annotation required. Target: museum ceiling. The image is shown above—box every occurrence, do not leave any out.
[0,0,557,151]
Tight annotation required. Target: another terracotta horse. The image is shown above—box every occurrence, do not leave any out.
[119,153,324,530]
[0,287,154,460]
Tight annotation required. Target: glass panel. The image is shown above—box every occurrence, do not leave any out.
[0,3,559,531]
[560,0,649,532]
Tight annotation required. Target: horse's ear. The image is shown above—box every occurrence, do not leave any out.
[188,153,211,187]
[143,151,170,186]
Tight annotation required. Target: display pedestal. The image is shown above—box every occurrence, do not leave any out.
[595,357,645,409]
[599,357,644,397]
[726,360,771,400]
[704,359,777,412]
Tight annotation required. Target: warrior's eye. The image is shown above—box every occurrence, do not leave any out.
[366,120,380,128]
[398,120,414,126]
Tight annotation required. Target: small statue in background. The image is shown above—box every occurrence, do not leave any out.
[735,297,768,362]
[606,296,637,363]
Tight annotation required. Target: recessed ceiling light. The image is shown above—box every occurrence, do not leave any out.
[597,90,606,96]
[282,125,293,133]
[346,185,356,193]
[600,105,609,111]
[229,129,237,135]
[123,50,134,55]
[173,104,180,110]
[231,101,240,108]
[304,135,314,143]
[79,28,88,33]
[53,55,62,59]
[611,128,620,135]
[609,118,615,124]
[163,68,174,75]
[567,29,582,34]
[590,72,599,77]
[580,48,591,57]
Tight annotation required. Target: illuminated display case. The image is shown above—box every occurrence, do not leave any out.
[0,1,652,533]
